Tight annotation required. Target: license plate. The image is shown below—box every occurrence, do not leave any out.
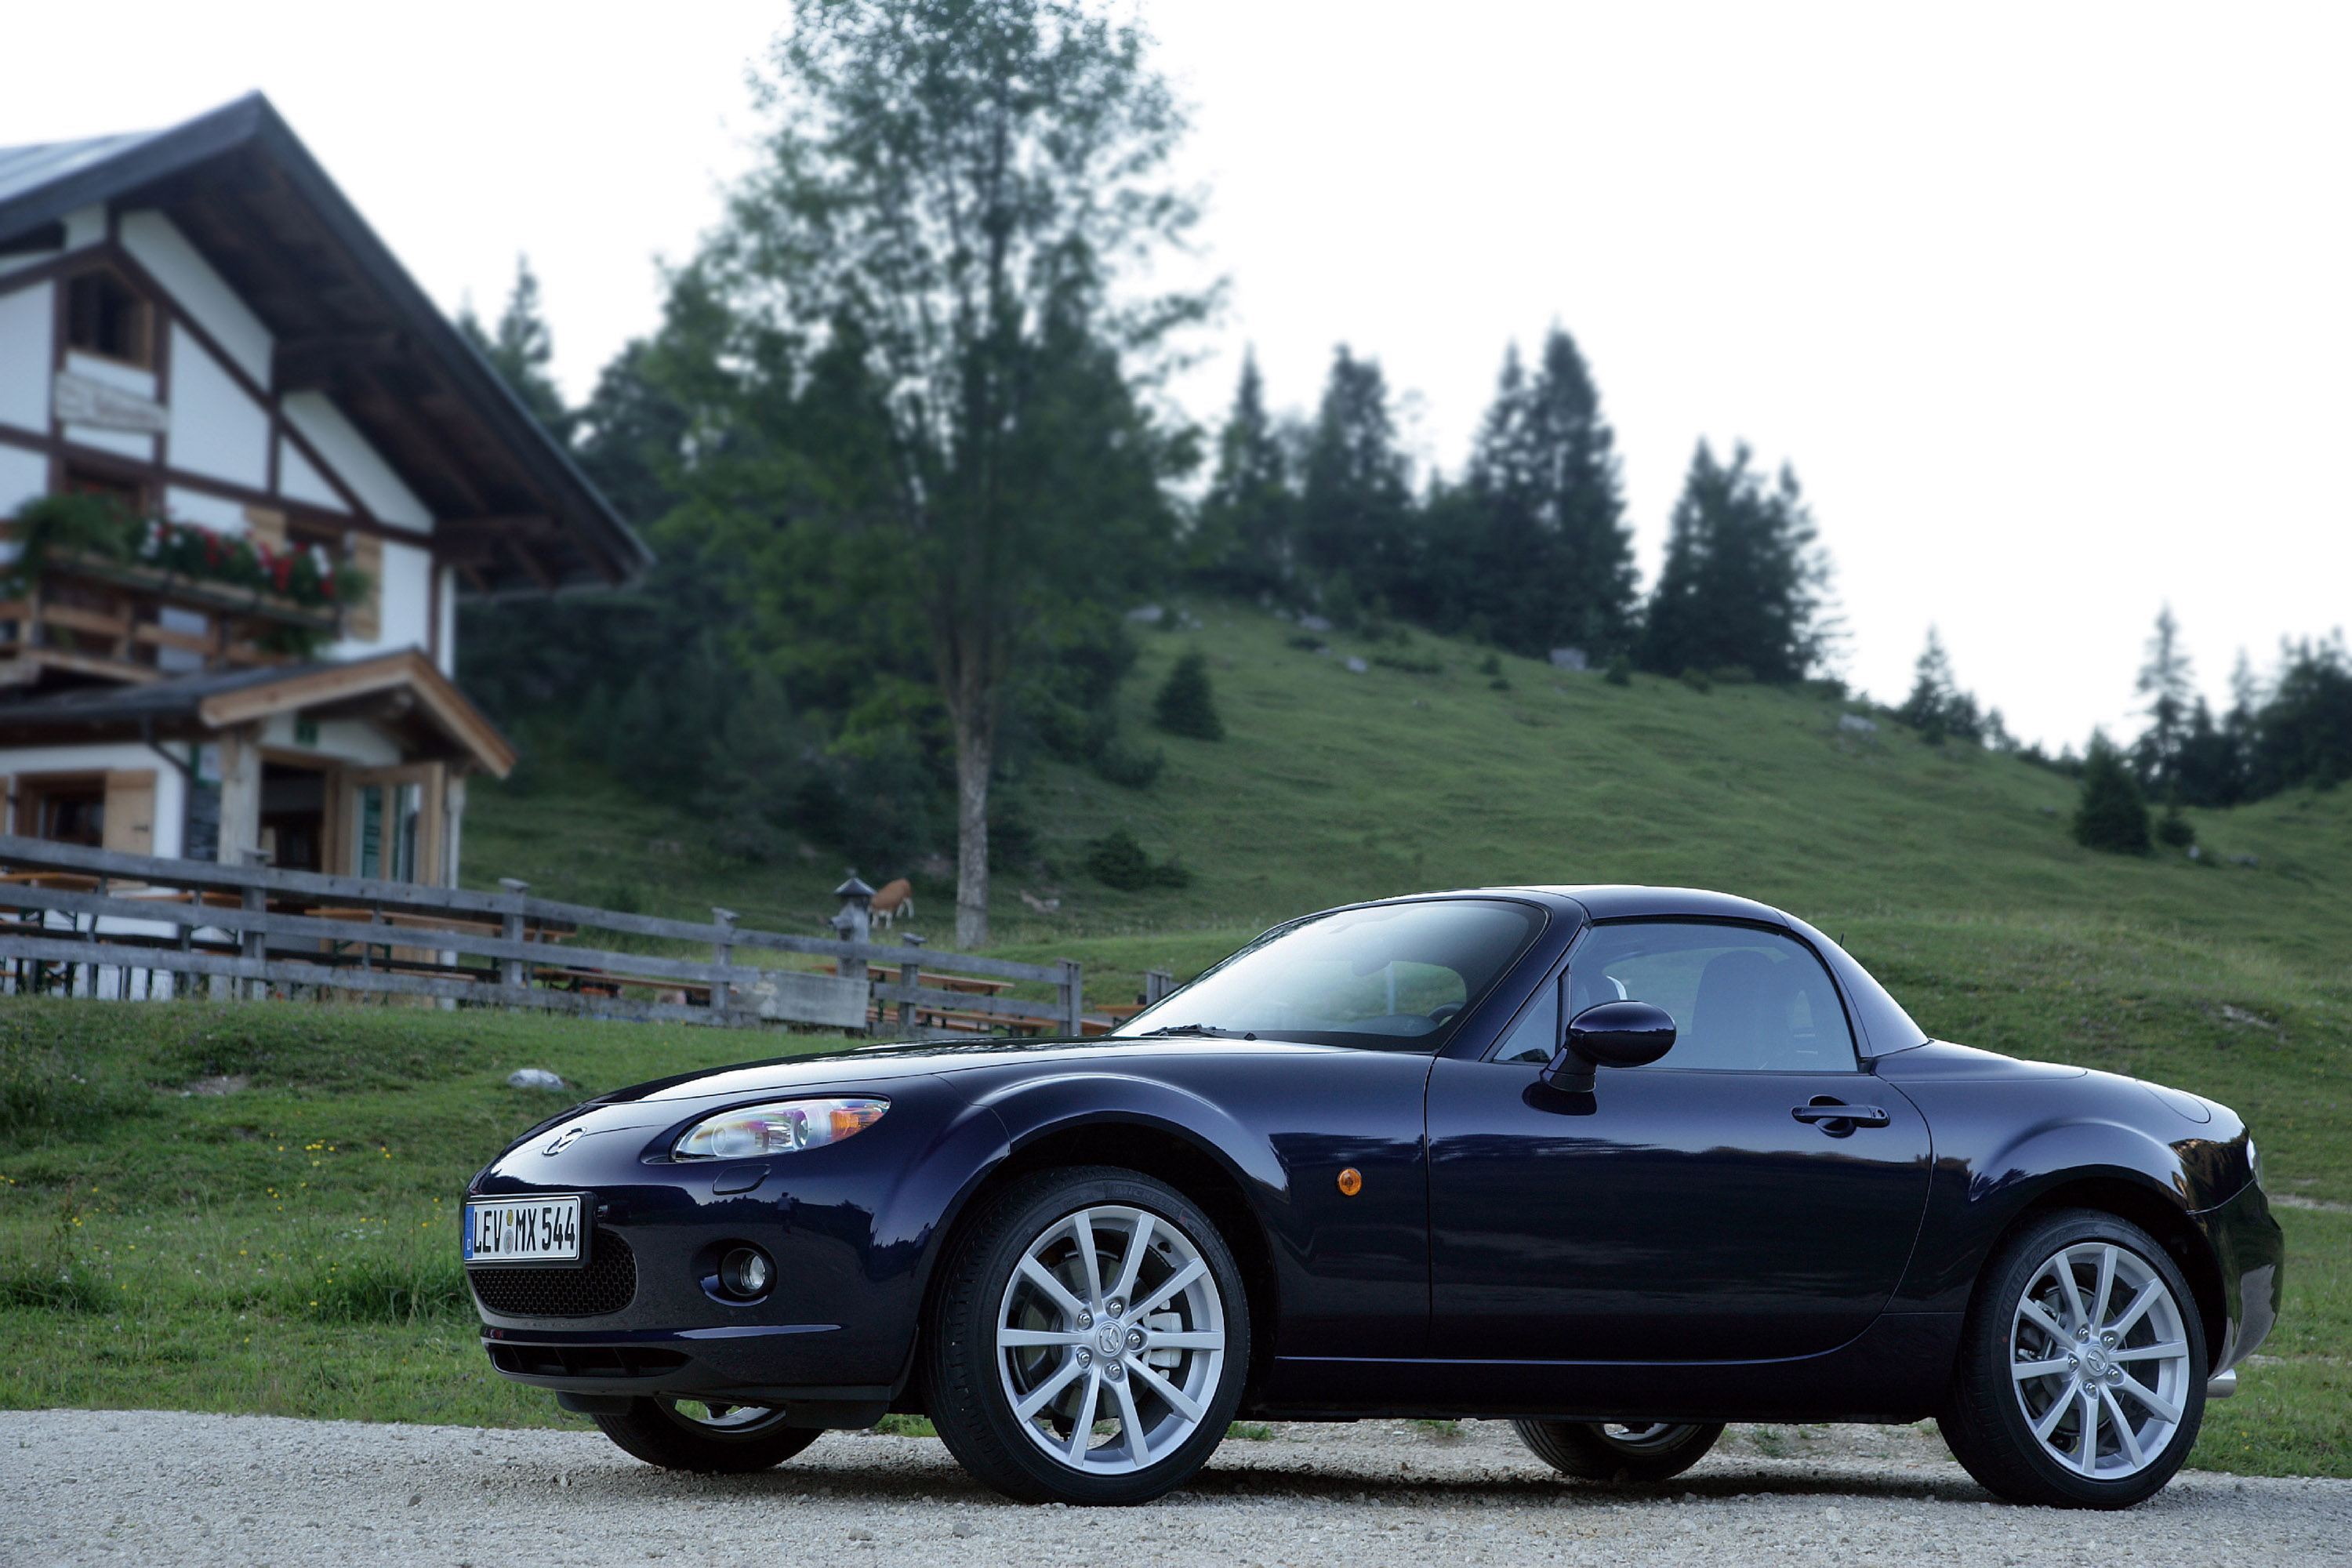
[463,1196,585,1266]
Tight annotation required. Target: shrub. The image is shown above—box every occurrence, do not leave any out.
[2154,807,2196,849]
[1373,652,1443,676]
[1094,739,1166,789]
[1152,652,1225,741]
[1604,654,1633,686]
[1711,664,1756,685]
[1085,826,1192,891]
[1679,667,1713,694]
[2073,736,2151,854]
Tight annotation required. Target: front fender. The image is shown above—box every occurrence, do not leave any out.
[930,1050,1435,1360]
[1891,1092,2205,1315]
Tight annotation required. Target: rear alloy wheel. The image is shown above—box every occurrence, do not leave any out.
[1513,1419,1725,1483]
[926,1167,1250,1504]
[1940,1209,2206,1508]
[590,1397,822,1472]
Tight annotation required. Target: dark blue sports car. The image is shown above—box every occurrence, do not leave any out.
[462,886,2281,1508]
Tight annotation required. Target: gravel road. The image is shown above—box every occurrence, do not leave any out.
[8,1408,2348,1567]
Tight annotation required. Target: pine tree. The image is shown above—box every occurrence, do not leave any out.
[459,256,572,441]
[2131,606,2195,798]
[1432,328,1638,657]
[1152,650,1224,740]
[1193,352,1298,600]
[2073,733,2152,853]
[1639,441,1831,683]
[1299,347,1414,615]
[1896,628,1983,745]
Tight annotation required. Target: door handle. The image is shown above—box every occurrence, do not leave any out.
[1791,1103,1890,1128]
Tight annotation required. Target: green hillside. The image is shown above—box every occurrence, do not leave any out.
[465,597,2352,964]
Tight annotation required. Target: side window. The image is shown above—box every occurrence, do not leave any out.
[1567,921,1857,1072]
[1490,975,1560,1064]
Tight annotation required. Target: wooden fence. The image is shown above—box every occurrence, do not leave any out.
[0,834,1088,1036]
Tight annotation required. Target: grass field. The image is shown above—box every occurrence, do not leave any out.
[2,597,2347,1475]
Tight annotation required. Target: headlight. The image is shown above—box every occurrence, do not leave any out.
[672,1098,888,1160]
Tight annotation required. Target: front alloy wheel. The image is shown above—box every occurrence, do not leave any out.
[1940,1209,2207,1508]
[927,1167,1250,1504]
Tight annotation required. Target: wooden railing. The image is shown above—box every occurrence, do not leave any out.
[0,834,1085,1036]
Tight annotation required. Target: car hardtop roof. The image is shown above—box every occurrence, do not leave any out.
[1341,884,1791,927]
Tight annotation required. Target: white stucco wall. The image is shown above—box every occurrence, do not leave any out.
[260,713,404,768]
[0,281,52,432]
[118,211,271,387]
[276,438,345,514]
[332,533,433,658]
[165,325,270,489]
[280,392,430,532]
[0,445,46,518]
[60,205,104,252]
[162,486,246,534]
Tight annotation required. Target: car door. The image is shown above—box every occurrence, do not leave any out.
[1426,919,1931,1363]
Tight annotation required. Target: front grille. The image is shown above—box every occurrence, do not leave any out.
[487,1343,688,1378]
[470,1229,637,1318]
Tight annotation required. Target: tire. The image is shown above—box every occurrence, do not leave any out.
[925,1166,1251,1504]
[1938,1208,2207,1509]
[1513,1420,1725,1483]
[590,1397,823,1473]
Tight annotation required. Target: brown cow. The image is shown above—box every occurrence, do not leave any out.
[871,877,915,929]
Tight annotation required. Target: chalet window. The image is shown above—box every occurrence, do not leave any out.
[20,776,106,845]
[64,269,152,366]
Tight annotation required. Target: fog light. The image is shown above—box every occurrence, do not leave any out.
[719,1246,773,1298]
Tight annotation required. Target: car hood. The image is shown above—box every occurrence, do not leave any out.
[597,1033,1355,1109]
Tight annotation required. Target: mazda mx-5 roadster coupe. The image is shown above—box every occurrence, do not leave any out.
[460,885,2281,1508]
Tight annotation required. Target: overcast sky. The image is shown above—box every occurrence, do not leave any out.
[7,2,2347,750]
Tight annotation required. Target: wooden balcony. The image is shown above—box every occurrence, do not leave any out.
[0,549,340,690]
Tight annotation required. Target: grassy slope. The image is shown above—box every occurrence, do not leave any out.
[2,598,2347,1471]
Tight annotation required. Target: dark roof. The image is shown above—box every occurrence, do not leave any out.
[0,659,303,722]
[0,95,651,596]
[0,650,515,775]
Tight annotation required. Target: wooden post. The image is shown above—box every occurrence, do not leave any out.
[1060,958,1085,1038]
[213,724,263,868]
[832,877,874,1033]
[897,932,924,1034]
[711,907,738,1019]
[498,878,528,993]
[1144,967,1174,1006]
[239,852,267,1001]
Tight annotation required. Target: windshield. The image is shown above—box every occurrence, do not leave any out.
[1112,898,1548,1053]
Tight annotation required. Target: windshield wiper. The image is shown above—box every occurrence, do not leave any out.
[1139,1023,1258,1040]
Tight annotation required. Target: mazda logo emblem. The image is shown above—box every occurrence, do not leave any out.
[543,1127,585,1156]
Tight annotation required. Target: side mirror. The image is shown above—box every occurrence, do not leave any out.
[1542,1000,1678,1091]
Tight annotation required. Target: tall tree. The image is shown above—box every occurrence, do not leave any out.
[2131,606,2195,799]
[1454,327,1636,654]
[2074,732,2151,854]
[1639,441,1831,683]
[1896,628,1983,745]
[1298,346,1413,616]
[457,256,572,441]
[705,0,1203,945]
[1192,351,1298,600]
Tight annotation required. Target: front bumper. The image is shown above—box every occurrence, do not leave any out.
[462,1073,1006,1417]
[2194,1177,2285,1374]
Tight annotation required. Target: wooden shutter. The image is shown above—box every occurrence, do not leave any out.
[347,534,383,641]
[102,768,155,855]
[243,506,289,554]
